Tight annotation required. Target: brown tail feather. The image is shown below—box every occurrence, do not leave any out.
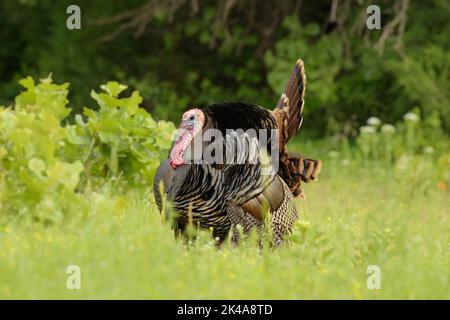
[280,153,322,198]
[273,59,318,197]
[274,59,306,143]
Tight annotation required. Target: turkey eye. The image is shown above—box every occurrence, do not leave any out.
[189,115,195,121]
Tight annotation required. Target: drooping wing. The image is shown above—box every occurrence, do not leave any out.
[227,175,299,246]
[153,159,174,212]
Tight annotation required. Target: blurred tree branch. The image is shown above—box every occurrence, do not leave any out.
[374,0,410,56]
[90,0,188,43]
[90,0,302,57]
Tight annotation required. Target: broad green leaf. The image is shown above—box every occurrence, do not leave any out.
[28,158,46,176]
[100,81,127,97]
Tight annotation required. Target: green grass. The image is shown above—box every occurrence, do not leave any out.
[0,151,448,299]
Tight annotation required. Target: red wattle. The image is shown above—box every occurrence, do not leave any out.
[169,130,191,169]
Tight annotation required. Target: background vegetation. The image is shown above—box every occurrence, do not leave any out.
[1,0,449,133]
[0,0,448,299]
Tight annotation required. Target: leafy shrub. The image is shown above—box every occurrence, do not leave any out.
[0,76,175,223]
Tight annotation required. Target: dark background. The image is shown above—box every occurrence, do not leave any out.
[0,0,448,136]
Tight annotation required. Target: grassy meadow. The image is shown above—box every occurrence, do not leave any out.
[0,137,448,299]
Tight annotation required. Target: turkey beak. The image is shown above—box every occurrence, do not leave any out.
[183,119,195,129]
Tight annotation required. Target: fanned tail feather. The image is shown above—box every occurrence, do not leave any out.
[272,59,322,198]
[274,59,306,143]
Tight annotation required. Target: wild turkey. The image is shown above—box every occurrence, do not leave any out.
[153,59,321,246]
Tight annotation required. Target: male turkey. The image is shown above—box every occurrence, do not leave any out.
[153,59,321,246]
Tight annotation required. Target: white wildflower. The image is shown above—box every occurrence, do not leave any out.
[381,124,396,133]
[360,125,376,134]
[403,112,419,123]
[367,116,382,127]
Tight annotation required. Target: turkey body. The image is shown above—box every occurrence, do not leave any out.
[153,60,321,245]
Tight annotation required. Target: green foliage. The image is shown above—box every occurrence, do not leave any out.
[79,81,175,185]
[264,1,449,134]
[265,18,343,112]
[355,110,448,163]
[355,111,449,194]
[385,46,450,129]
[1,1,448,133]
[0,77,174,223]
